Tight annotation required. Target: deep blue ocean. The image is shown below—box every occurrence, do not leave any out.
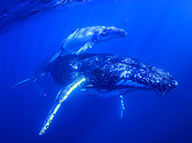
[0,0,192,143]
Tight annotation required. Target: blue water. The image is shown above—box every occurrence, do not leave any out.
[0,0,192,142]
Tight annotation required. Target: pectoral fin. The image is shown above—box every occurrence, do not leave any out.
[76,41,95,55]
[39,75,86,135]
[115,95,125,119]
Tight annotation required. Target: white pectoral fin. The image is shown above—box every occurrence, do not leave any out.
[115,95,125,119]
[39,75,86,135]
[76,41,95,55]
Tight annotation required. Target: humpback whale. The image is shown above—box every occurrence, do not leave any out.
[49,26,127,62]
[60,26,127,54]
[10,53,178,135]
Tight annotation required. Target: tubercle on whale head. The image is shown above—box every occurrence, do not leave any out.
[114,28,127,37]
[154,79,178,96]
[100,26,127,38]
[123,63,179,96]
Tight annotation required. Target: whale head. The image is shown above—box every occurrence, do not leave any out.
[99,26,127,41]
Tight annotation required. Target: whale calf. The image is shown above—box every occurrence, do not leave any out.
[10,53,178,135]
[60,26,127,54]
[49,26,127,62]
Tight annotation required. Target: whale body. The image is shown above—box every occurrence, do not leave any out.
[46,54,178,97]
[11,53,178,135]
[60,26,127,54]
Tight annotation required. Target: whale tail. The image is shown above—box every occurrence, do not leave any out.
[9,77,45,96]
[9,77,34,90]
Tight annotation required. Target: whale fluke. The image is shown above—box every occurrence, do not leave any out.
[9,77,34,90]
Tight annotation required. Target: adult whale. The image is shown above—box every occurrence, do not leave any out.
[10,53,178,135]
[60,26,127,54]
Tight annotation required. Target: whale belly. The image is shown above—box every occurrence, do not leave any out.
[63,32,93,49]
[80,88,129,98]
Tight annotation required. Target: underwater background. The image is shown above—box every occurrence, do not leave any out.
[0,0,192,142]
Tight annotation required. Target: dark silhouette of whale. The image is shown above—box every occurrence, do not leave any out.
[10,53,178,135]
